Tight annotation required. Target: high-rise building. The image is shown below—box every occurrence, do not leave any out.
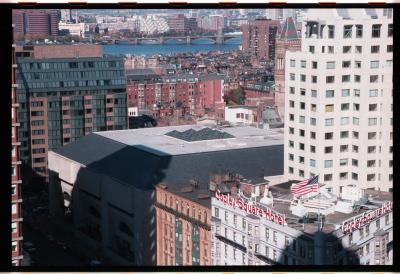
[242,19,280,60]
[15,54,127,181]
[11,30,23,267]
[12,10,60,39]
[284,9,393,194]
[274,17,301,118]
[167,14,189,33]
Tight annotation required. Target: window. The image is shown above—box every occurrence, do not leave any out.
[354,89,360,97]
[310,132,316,139]
[368,146,376,153]
[289,153,294,161]
[310,118,316,125]
[12,166,16,176]
[289,87,295,94]
[312,61,317,69]
[355,46,362,53]
[325,132,333,140]
[369,118,377,126]
[353,146,359,153]
[325,160,333,168]
[214,207,219,218]
[289,127,294,134]
[328,25,335,38]
[300,129,305,137]
[340,159,348,166]
[370,75,378,83]
[352,172,358,180]
[289,167,294,174]
[311,90,317,98]
[369,104,377,111]
[371,45,380,53]
[344,25,352,38]
[309,46,315,53]
[368,132,377,140]
[289,114,294,121]
[290,60,296,67]
[387,45,393,52]
[299,143,305,150]
[340,145,348,152]
[325,118,334,126]
[341,103,349,110]
[328,46,334,53]
[324,174,332,181]
[300,89,306,96]
[367,160,376,167]
[354,61,361,69]
[342,75,350,82]
[290,73,295,81]
[369,89,378,97]
[12,203,17,214]
[342,61,351,68]
[388,23,393,37]
[327,61,335,69]
[289,140,294,148]
[299,116,305,123]
[326,90,334,98]
[340,172,348,180]
[372,24,381,38]
[356,25,363,37]
[326,76,335,84]
[325,146,333,154]
[386,60,393,67]
[299,156,304,164]
[300,102,305,109]
[310,159,316,167]
[311,104,316,112]
[341,117,349,125]
[300,75,306,82]
[343,46,351,53]
[300,60,306,68]
[325,104,334,112]
[311,76,317,83]
[341,131,349,138]
[12,241,18,252]
[353,104,360,111]
[367,174,376,182]
[310,145,316,153]
[370,61,379,69]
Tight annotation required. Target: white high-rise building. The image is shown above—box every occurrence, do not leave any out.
[284,9,393,194]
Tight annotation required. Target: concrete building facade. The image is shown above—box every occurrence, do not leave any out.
[284,9,393,193]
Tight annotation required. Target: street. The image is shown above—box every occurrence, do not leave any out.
[23,222,86,266]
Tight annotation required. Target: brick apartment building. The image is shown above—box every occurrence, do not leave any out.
[15,45,127,181]
[242,19,281,60]
[13,10,60,39]
[127,74,224,118]
[274,17,301,118]
[155,182,212,265]
[12,39,23,267]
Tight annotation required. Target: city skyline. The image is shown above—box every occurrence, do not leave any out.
[11,7,393,267]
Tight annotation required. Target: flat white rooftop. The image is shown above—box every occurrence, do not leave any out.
[95,125,283,155]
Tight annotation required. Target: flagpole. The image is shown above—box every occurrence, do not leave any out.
[317,174,321,231]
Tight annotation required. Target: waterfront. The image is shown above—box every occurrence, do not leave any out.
[103,38,242,56]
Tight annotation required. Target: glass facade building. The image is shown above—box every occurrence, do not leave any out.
[16,56,127,179]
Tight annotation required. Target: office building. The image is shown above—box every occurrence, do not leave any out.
[48,125,284,265]
[167,14,189,33]
[12,10,60,39]
[274,17,301,118]
[11,36,23,267]
[284,9,393,193]
[242,19,280,60]
[15,55,127,180]
[15,44,103,59]
[212,180,393,265]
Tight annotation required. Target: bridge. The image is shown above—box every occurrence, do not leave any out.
[107,32,242,45]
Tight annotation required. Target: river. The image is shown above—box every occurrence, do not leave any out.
[103,37,242,56]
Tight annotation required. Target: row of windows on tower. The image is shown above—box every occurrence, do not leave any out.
[289,59,393,69]
[308,44,392,54]
[307,24,392,39]
[289,73,387,84]
[288,114,391,127]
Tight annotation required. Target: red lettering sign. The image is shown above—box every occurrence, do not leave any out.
[214,190,285,226]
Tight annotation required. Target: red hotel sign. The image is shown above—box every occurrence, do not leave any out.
[215,190,285,225]
[342,201,393,234]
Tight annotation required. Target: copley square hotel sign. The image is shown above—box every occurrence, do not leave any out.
[341,201,393,234]
[215,190,285,225]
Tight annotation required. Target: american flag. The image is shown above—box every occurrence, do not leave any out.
[291,175,319,197]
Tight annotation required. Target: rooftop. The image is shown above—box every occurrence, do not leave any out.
[95,125,283,156]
